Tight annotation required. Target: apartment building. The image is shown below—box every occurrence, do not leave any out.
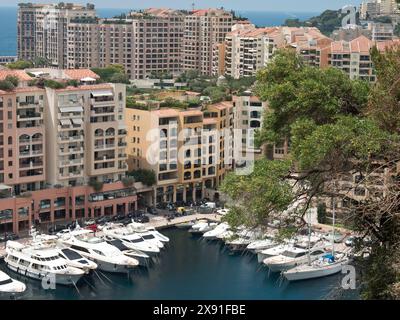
[126,102,233,204]
[322,36,400,82]
[0,69,140,234]
[129,9,185,79]
[224,24,281,79]
[18,2,97,68]
[360,0,400,19]
[286,27,333,67]
[224,25,330,79]
[369,23,394,41]
[183,9,233,76]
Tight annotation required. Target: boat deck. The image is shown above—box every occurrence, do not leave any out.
[0,214,221,260]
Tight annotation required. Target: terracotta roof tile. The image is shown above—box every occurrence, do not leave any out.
[0,69,32,82]
[63,69,100,81]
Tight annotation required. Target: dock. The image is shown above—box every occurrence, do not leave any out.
[0,214,221,260]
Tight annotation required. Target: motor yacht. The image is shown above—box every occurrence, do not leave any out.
[246,238,277,253]
[4,241,85,286]
[263,246,328,272]
[58,247,98,273]
[189,221,217,234]
[105,238,150,267]
[102,225,161,255]
[58,229,139,273]
[127,222,170,243]
[0,270,26,293]
[203,223,230,240]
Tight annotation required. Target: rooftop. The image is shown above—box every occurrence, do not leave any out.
[0,69,32,82]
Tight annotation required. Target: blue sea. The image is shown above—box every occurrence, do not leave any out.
[0,6,318,56]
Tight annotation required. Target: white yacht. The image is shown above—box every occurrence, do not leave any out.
[105,238,151,267]
[257,243,293,263]
[102,225,161,255]
[203,223,230,240]
[225,229,264,251]
[247,238,276,253]
[58,247,98,273]
[127,222,170,243]
[216,229,235,241]
[263,246,328,272]
[28,228,97,273]
[58,229,139,273]
[0,270,26,293]
[283,252,350,281]
[189,221,217,234]
[4,241,85,286]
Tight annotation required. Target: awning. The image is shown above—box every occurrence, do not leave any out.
[60,119,71,126]
[72,118,83,125]
[91,90,113,97]
[59,106,84,113]
[81,77,96,82]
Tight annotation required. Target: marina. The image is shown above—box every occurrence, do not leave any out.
[0,210,359,300]
[0,227,358,300]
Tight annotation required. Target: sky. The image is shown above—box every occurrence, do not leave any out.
[0,0,364,12]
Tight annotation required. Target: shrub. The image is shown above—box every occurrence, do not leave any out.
[89,179,104,192]
[128,169,156,186]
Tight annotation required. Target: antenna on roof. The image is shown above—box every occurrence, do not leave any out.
[192,2,195,11]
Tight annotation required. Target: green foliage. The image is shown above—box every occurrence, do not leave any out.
[203,86,227,103]
[0,80,15,91]
[43,79,66,89]
[367,45,400,134]
[283,9,359,36]
[128,169,156,186]
[255,48,370,144]
[159,97,187,109]
[122,176,135,187]
[220,159,294,228]
[88,179,104,192]
[6,60,34,70]
[290,116,394,171]
[91,65,129,83]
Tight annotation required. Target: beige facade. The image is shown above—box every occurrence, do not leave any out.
[0,69,139,234]
[126,102,234,203]
[44,83,127,186]
[183,9,233,76]
[17,3,97,68]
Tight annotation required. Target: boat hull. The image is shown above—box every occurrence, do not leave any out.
[284,261,348,281]
[5,261,83,286]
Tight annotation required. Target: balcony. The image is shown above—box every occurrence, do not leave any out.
[19,149,43,157]
[59,147,83,155]
[94,143,115,150]
[94,155,115,162]
[19,161,43,169]
[59,158,84,167]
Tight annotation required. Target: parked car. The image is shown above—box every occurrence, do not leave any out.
[113,214,126,221]
[134,215,150,223]
[48,224,67,235]
[95,216,112,225]
[147,207,158,215]
[217,208,230,216]
[0,232,19,242]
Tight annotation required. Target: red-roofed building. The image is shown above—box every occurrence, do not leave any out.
[323,36,400,82]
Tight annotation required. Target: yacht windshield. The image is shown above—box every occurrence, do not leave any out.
[0,279,13,285]
[142,234,155,240]
[61,248,83,260]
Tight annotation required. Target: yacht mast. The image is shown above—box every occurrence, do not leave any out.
[332,196,335,256]
[307,208,311,265]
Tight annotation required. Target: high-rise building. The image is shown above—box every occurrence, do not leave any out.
[17,2,97,68]
[183,9,233,76]
[0,68,139,234]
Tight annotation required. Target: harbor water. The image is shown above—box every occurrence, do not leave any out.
[0,228,358,300]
